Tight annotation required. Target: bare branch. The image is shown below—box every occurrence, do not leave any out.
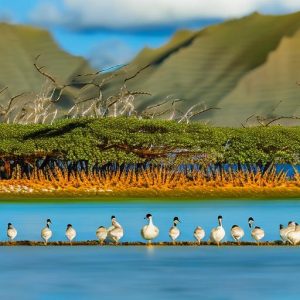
[265,116,300,126]
[75,63,128,77]
[34,55,56,84]
[124,64,151,83]
[189,107,220,119]
[6,92,26,112]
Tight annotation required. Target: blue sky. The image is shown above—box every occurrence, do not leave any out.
[1,0,300,69]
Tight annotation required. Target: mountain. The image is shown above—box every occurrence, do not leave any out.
[1,13,300,126]
[0,23,94,110]
[103,12,300,126]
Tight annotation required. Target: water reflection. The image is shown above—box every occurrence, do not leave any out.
[0,246,300,299]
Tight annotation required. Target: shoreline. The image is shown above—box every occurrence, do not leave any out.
[0,241,294,246]
[0,187,300,202]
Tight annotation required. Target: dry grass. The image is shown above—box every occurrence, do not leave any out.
[0,167,300,198]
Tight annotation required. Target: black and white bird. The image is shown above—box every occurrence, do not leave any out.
[107,216,124,244]
[41,218,52,245]
[169,217,181,243]
[194,226,205,245]
[231,225,244,244]
[210,215,225,246]
[141,213,159,244]
[248,217,265,244]
[96,226,108,245]
[65,224,76,245]
[7,223,17,241]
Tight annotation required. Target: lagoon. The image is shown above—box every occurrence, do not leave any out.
[0,200,299,242]
[0,200,300,299]
[1,246,300,299]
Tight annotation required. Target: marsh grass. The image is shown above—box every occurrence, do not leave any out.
[0,167,300,199]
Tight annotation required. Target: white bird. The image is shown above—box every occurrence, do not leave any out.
[210,215,225,246]
[194,226,205,245]
[231,225,244,245]
[65,224,76,245]
[107,216,124,244]
[96,226,108,245]
[169,217,181,244]
[248,217,265,244]
[287,223,300,245]
[7,223,17,241]
[280,221,296,244]
[41,218,52,245]
[141,213,159,244]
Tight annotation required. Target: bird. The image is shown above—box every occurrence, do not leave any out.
[41,218,52,245]
[248,217,265,244]
[279,221,296,244]
[65,224,76,245]
[141,213,159,244]
[287,223,300,245]
[169,217,181,244]
[96,226,108,245]
[194,226,205,245]
[107,216,124,244]
[231,225,244,245]
[210,215,225,246]
[7,223,17,242]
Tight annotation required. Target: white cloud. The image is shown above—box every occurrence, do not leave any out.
[30,0,300,30]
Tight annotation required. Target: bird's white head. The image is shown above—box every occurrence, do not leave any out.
[218,215,223,226]
[173,216,181,226]
[248,217,254,228]
[46,219,52,228]
[145,213,152,220]
[288,221,296,228]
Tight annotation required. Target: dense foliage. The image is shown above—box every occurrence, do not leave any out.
[0,117,299,166]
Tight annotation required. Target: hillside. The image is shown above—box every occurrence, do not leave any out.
[0,23,94,110]
[103,12,300,126]
[1,13,300,126]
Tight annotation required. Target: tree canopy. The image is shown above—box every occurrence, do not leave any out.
[0,117,299,165]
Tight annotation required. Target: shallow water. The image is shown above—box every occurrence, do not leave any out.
[0,200,300,299]
[1,246,300,300]
[0,200,299,241]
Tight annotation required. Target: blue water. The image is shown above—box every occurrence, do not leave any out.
[0,200,299,242]
[1,246,300,299]
[0,200,300,299]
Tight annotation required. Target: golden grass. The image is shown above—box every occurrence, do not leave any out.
[0,166,300,198]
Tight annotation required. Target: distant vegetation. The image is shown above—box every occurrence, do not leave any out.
[1,15,300,197]
[0,117,299,173]
[0,118,299,197]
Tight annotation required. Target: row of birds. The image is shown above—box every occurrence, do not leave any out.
[5,214,300,245]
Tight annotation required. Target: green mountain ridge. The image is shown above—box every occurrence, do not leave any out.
[0,23,94,109]
[1,13,300,126]
[103,12,300,126]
